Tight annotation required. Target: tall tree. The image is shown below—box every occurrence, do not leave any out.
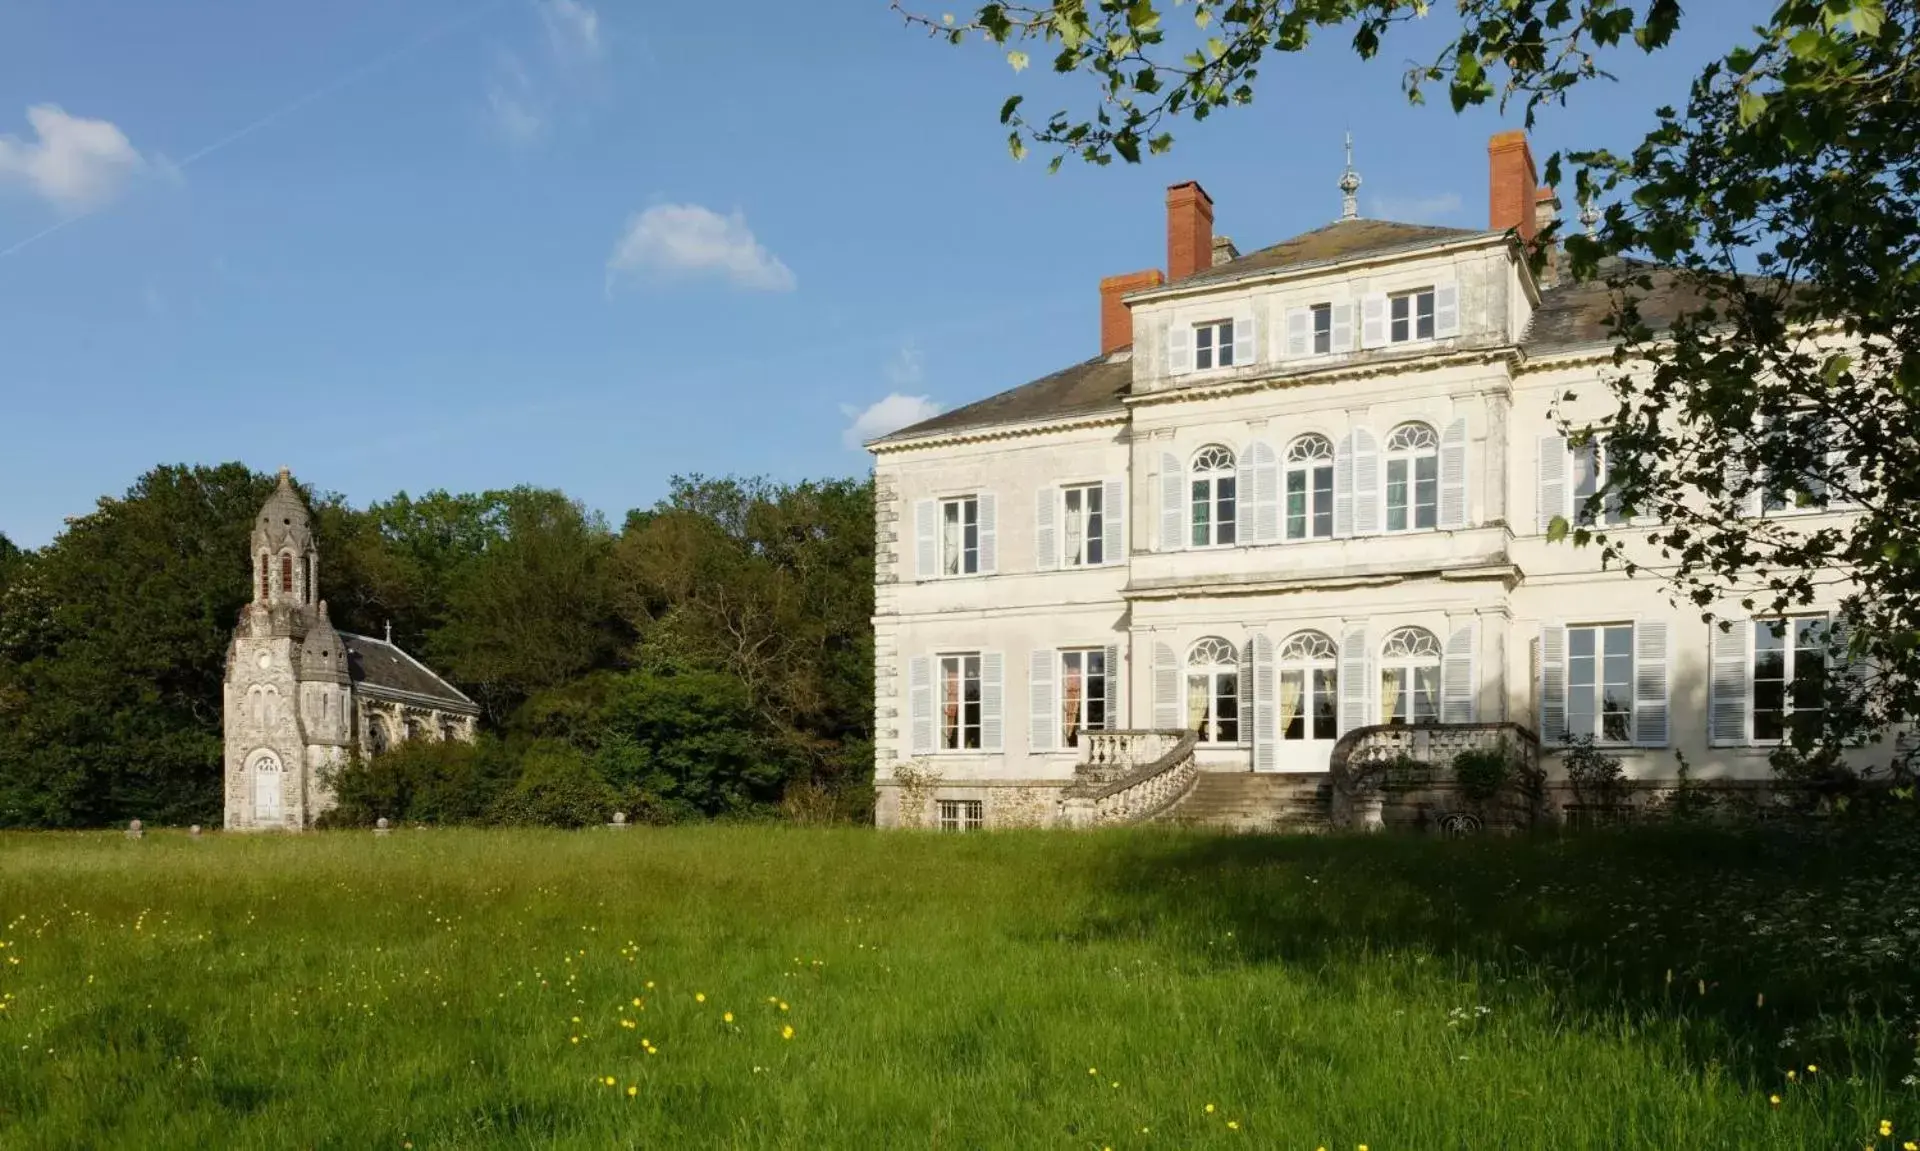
[903,0,1917,760]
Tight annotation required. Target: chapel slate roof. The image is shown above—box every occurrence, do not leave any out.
[870,354,1132,444]
[340,632,480,714]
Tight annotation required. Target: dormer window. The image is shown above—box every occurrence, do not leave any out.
[1193,319,1235,370]
[1311,304,1332,354]
[1390,289,1435,343]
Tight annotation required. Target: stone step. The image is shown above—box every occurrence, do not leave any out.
[1156,771,1334,831]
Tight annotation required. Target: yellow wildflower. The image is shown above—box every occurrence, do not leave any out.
[632,997,642,1007]
[1808,1064,1818,1073]
[1227,1120,1240,1130]
[1787,1070,1797,1081]
[603,1076,616,1086]
[781,1024,795,1040]
[695,993,706,1003]
[1769,1095,1781,1107]
[1882,1121,1895,1138]
[1205,1103,1216,1114]
[723,1012,734,1024]
[627,1085,637,1097]
[1087,1067,1097,1076]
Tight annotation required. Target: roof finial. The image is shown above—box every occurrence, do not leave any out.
[1338,131,1361,221]
[384,619,392,645]
[277,465,291,483]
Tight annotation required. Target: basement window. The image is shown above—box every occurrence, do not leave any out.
[937,799,984,831]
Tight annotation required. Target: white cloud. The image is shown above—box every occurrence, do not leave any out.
[1368,192,1465,225]
[842,393,942,449]
[486,53,543,145]
[0,104,145,213]
[606,203,796,292]
[541,0,602,62]
[884,341,925,389]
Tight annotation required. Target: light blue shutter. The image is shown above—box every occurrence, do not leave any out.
[1285,307,1310,357]
[976,493,997,573]
[980,652,1004,751]
[1433,284,1461,338]
[1232,311,1255,366]
[1351,427,1381,535]
[1238,640,1253,743]
[1245,440,1279,544]
[1539,625,1567,743]
[915,499,936,579]
[908,655,932,754]
[1253,633,1276,771]
[1537,436,1567,535]
[1152,641,1179,730]
[1634,620,1669,747]
[1360,295,1387,348]
[1103,642,1121,728]
[1331,303,1355,352]
[1439,417,1469,529]
[1441,623,1476,724]
[1334,431,1356,537]
[1034,487,1057,571]
[1167,323,1192,376]
[1709,620,1751,746]
[1028,649,1055,754]
[1338,626,1370,733]
[1159,453,1184,551]
[1102,478,1124,563]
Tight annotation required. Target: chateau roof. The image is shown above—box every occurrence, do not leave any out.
[340,632,480,715]
[870,354,1132,444]
[1168,219,1489,289]
[1520,261,1705,354]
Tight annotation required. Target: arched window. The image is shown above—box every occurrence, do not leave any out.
[252,752,282,821]
[367,715,390,756]
[1284,435,1335,541]
[1190,445,1238,547]
[1277,631,1339,743]
[1380,627,1442,724]
[1384,423,1440,532]
[1185,637,1241,743]
[280,553,294,595]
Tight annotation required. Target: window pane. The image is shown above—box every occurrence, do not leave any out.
[1194,326,1212,352]
[1413,666,1439,722]
[1280,669,1305,740]
[1286,470,1307,538]
[1313,306,1331,355]
[1191,480,1211,546]
[1218,321,1234,367]
[1313,669,1338,739]
[1415,454,1438,529]
[1416,292,1435,340]
[1216,477,1236,545]
[1568,627,1597,739]
[1215,673,1239,742]
[1386,459,1409,531]
[1313,466,1334,537]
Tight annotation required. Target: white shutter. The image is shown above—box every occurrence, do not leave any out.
[1433,284,1461,338]
[1167,322,1192,376]
[1238,640,1254,744]
[1726,456,1762,518]
[1536,436,1567,535]
[1102,478,1124,564]
[1245,439,1279,544]
[1152,641,1179,730]
[976,493,997,573]
[1033,487,1057,572]
[1351,427,1381,535]
[1331,303,1354,353]
[1709,620,1751,746]
[1439,417,1469,529]
[1441,623,1476,724]
[914,499,937,579]
[1359,294,1387,348]
[1539,624,1567,743]
[1103,643,1121,729]
[908,655,932,754]
[1231,311,1255,367]
[1285,307,1310,357]
[1333,431,1356,537]
[1338,626,1370,733]
[980,652,1004,751]
[1028,649,1055,754]
[1829,612,1870,715]
[1634,620,1669,747]
[1252,633,1276,771]
[1159,453,1184,551]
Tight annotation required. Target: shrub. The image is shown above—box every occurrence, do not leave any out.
[1452,742,1514,805]
[1563,735,1627,814]
[321,736,516,827]
[486,740,617,828]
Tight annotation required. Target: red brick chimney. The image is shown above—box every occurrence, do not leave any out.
[1099,269,1163,356]
[1487,131,1539,243]
[1166,181,1214,283]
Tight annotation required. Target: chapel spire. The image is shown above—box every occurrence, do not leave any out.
[251,467,318,608]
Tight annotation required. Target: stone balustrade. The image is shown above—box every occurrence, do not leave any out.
[1328,721,1546,832]
[1061,730,1199,827]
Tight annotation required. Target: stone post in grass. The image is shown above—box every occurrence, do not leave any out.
[125,819,144,840]
[189,825,202,838]
[374,817,391,837]
[608,811,629,830]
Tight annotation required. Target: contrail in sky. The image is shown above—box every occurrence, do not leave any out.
[0,0,510,262]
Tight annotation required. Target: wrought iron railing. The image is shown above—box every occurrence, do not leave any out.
[1060,730,1199,827]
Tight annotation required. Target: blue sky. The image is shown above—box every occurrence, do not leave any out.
[0,0,1740,548]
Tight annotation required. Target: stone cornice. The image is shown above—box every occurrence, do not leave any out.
[1129,347,1522,411]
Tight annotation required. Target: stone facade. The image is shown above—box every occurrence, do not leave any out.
[866,131,1882,830]
[222,470,479,831]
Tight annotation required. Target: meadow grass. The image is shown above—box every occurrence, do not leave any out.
[1,823,1916,1149]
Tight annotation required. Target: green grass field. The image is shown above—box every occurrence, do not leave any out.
[2,824,1916,1149]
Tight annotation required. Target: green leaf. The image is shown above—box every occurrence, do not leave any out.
[1736,90,1768,126]
[1546,515,1571,544]
[1007,132,1027,162]
[998,94,1023,124]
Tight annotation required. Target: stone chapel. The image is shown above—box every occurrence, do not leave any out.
[223,469,479,830]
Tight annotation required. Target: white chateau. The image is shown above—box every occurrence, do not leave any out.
[223,470,478,830]
[866,131,1866,831]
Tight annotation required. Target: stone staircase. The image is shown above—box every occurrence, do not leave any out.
[1157,771,1333,833]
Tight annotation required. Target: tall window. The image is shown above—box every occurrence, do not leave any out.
[1193,319,1235,370]
[1190,445,1238,547]
[1059,648,1108,748]
[938,653,983,750]
[1568,623,1634,743]
[1573,436,1629,526]
[1062,484,1104,566]
[939,496,979,576]
[1379,627,1441,724]
[1310,303,1332,354]
[1754,616,1830,743]
[1186,637,1241,743]
[1384,423,1440,532]
[1390,289,1436,343]
[253,753,281,820]
[1278,631,1339,742]
[1284,435,1335,541]
[281,553,295,594]
[937,799,984,831]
